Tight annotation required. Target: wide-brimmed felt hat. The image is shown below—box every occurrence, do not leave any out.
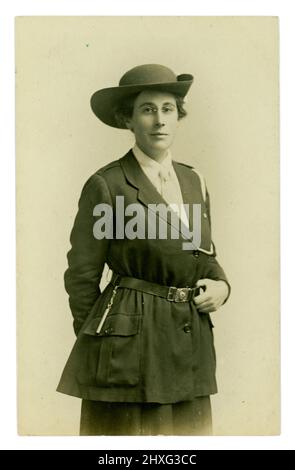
[90,64,194,129]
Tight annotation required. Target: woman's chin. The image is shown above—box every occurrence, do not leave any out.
[149,142,171,153]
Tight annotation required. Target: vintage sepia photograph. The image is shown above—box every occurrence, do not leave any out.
[16,16,279,436]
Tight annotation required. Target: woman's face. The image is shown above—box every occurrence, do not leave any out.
[125,89,179,160]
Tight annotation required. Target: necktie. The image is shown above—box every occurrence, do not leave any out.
[158,166,190,229]
[158,167,172,198]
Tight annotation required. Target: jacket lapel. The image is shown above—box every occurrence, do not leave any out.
[119,149,199,248]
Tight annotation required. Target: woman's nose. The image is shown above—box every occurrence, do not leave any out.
[154,111,165,127]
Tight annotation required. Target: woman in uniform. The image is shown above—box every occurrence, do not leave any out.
[57,64,230,436]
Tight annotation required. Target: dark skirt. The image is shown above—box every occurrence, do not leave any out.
[80,396,212,436]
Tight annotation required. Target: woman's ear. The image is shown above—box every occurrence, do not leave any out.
[125,118,134,132]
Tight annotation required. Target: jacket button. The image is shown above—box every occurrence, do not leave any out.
[183,323,191,333]
[203,213,208,218]
[193,250,199,258]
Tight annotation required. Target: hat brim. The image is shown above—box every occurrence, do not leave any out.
[90,79,193,129]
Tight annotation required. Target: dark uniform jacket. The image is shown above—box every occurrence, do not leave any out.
[57,149,230,404]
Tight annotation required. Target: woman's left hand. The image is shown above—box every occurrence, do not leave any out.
[193,279,229,313]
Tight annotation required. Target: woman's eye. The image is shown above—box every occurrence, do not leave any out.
[143,107,154,113]
[163,107,174,113]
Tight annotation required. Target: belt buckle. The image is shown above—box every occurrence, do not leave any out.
[167,286,190,302]
[167,286,177,301]
[175,287,189,302]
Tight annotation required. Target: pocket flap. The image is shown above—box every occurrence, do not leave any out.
[96,313,140,336]
[84,313,140,336]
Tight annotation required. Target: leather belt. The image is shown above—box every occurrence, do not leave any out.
[110,272,200,303]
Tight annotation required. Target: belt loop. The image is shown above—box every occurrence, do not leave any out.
[190,287,197,301]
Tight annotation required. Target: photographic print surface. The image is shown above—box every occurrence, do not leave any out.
[16,16,280,435]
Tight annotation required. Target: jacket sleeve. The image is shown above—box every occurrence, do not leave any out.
[203,188,231,304]
[64,173,112,336]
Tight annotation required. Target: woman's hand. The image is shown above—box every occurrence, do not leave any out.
[193,279,229,313]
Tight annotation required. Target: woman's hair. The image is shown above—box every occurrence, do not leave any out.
[114,91,187,128]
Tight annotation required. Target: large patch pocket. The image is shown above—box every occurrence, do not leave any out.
[95,312,142,387]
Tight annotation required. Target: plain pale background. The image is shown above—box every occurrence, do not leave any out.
[16,16,279,436]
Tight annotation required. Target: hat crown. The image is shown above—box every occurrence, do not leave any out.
[119,64,177,87]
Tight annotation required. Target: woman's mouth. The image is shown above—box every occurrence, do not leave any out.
[150,133,168,137]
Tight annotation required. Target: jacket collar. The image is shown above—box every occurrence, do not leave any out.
[119,149,200,248]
